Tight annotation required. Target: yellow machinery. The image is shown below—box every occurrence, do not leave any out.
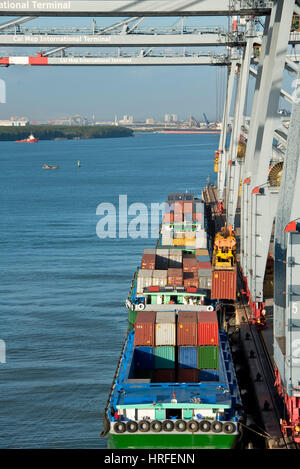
[213,224,236,270]
[214,150,220,172]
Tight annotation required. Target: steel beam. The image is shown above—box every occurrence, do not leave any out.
[217,60,236,201]
[0,53,230,66]
[0,32,246,47]
[0,16,37,31]
[0,1,272,17]
[226,37,253,227]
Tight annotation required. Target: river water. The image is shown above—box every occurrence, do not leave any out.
[0,132,218,448]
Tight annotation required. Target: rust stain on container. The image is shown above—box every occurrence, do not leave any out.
[211,269,237,300]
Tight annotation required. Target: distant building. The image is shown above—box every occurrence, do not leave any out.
[119,115,134,125]
[171,114,178,122]
[164,114,171,123]
[146,118,155,125]
[0,119,29,126]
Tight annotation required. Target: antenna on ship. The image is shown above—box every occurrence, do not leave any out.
[171,388,177,403]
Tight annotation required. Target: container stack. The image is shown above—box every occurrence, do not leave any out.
[196,249,212,290]
[133,310,220,383]
[161,197,207,248]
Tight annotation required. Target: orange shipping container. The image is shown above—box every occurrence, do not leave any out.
[177,311,197,346]
[211,270,237,300]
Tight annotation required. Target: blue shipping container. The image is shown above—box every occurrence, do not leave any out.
[178,346,198,369]
[134,347,154,370]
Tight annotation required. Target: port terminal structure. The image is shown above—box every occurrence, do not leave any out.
[2,0,300,446]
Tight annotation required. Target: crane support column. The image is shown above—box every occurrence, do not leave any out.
[274,71,300,441]
[241,0,294,317]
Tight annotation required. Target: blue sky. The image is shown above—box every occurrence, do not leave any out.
[0,15,231,122]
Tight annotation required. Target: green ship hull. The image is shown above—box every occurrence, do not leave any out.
[108,432,238,449]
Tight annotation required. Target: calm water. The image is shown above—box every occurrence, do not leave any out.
[0,132,217,448]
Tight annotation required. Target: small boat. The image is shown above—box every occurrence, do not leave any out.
[77,160,81,168]
[42,164,59,170]
[16,134,38,143]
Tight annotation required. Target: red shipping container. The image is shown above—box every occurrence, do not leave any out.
[183,257,198,273]
[197,261,212,270]
[167,268,183,286]
[134,311,156,346]
[197,311,219,346]
[211,269,237,300]
[164,213,174,223]
[141,253,156,270]
[154,369,176,383]
[177,368,199,383]
[174,201,184,213]
[183,272,199,288]
[174,212,183,223]
[183,202,193,213]
[177,311,197,346]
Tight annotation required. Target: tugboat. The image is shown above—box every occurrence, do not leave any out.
[16,134,38,143]
[42,164,59,170]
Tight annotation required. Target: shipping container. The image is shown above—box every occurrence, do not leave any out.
[167,268,183,286]
[177,368,199,383]
[177,311,197,346]
[154,346,175,369]
[183,201,193,213]
[197,310,219,346]
[198,369,219,382]
[183,257,198,273]
[168,250,182,268]
[195,249,209,257]
[196,255,211,263]
[174,201,184,213]
[163,213,174,223]
[198,346,219,370]
[178,346,198,369]
[197,275,212,290]
[174,212,183,223]
[155,249,169,270]
[183,272,199,288]
[197,261,212,270]
[143,248,156,255]
[152,270,168,287]
[153,369,176,383]
[211,269,237,300]
[136,269,153,293]
[133,346,155,370]
[155,311,176,346]
[134,310,156,346]
[184,213,193,222]
[141,253,156,270]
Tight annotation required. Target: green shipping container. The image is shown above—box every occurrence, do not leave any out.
[154,346,175,369]
[198,346,219,370]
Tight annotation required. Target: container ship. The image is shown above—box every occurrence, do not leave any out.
[101,193,242,449]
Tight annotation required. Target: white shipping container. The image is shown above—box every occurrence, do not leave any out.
[155,311,176,346]
[136,269,153,293]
